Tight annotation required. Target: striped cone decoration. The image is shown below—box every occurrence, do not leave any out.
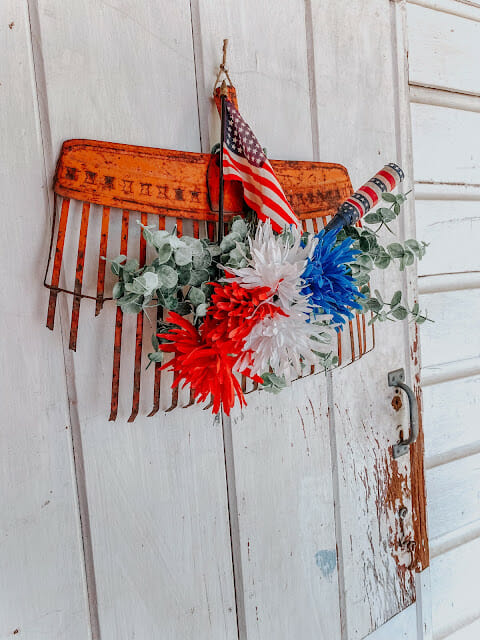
[324,163,404,232]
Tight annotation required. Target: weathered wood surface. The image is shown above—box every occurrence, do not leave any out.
[408,2,480,95]
[1,0,432,638]
[311,1,424,636]
[0,2,90,638]
[415,200,480,276]
[194,1,342,638]
[35,1,237,638]
[407,1,480,637]
[411,103,480,184]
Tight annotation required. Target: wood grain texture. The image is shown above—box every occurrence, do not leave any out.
[411,103,480,184]
[426,452,480,540]
[311,1,421,636]
[422,375,480,463]
[414,200,480,277]
[35,1,237,637]
[0,2,90,638]
[419,289,480,367]
[407,2,480,95]
[430,537,480,638]
[193,1,342,638]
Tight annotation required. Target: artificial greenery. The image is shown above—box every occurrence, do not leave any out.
[109,190,431,379]
[336,191,431,326]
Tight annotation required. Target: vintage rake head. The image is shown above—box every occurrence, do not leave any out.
[45,90,374,420]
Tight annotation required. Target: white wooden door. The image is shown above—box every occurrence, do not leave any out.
[1,1,430,639]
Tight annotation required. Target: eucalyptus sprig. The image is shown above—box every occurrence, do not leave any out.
[336,191,431,325]
[109,216,251,324]
[362,289,432,325]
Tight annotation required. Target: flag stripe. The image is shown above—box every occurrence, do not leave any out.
[223,156,298,225]
[223,147,293,211]
[223,148,299,228]
[221,98,300,231]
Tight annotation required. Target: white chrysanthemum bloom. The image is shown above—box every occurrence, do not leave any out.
[226,221,317,313]
[237,305,335,380]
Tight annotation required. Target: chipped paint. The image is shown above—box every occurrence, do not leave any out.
[315,550,337,578]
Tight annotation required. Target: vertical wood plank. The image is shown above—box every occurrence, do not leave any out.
[310,0,419,636]
[35,1,237,637]
[0,2,90,637]
[193,1,342,638]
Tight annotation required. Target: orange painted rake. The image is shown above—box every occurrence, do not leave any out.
[45,136,373,420]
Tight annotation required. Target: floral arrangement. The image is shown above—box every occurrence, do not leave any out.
[110,190,429,416]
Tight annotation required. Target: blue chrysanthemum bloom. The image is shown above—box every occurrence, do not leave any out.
[301,229,363,326]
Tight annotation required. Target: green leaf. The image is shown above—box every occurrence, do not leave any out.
[356,254,374,270]
[189,268,210,287]
[390,290,402,308]
[177,302,193,315]
[387,243,404,258]
[151,334,159,351]
[188,286,206,306]
[177,264,192,286]
[195,303,208,317]
[156,242,173,264]
[147,351,163,364]
[373,253,391,269]
[192,251,212,270]
[174,245,193,266]
[382,193,396,203]
[123,259,139,273]
[364,211,381,224]
[151,230,171,248]
[415,315,427,325]
[393,203,400,215]
[220,232,242,252]
[112,282,124,299]
[391,306,408,320]
[157,265,178,289]
[365,298,382,312]
[231,217,248,238]
[411,302,420,315]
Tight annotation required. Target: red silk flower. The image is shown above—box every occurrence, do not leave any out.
[158,282,285,415]
[158,312,246,416]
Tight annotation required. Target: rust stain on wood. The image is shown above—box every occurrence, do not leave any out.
[409,323,430,571]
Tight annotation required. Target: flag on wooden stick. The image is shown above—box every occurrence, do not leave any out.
[222,99,300,232]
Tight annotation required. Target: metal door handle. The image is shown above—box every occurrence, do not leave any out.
[388,369,419,459]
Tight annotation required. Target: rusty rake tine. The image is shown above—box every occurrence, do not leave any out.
[69,202,90,351]
[109,210,130,421]
[95,206,110,316]
[128,213,148,422]
[349,319,356,362]
[337,331,342,366]
[47,197,70,330]
[176,217,183,237]
[356,314,364,356]
[148,215,166,417]
[165,385,179,412]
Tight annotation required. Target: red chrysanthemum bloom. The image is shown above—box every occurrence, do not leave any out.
[158,283,286,415]
[158,312,246,416]
[206,280,286,345]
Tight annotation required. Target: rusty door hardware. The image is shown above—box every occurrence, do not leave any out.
[388,369,419,459]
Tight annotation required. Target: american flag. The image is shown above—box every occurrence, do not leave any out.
[222,99,300,232]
